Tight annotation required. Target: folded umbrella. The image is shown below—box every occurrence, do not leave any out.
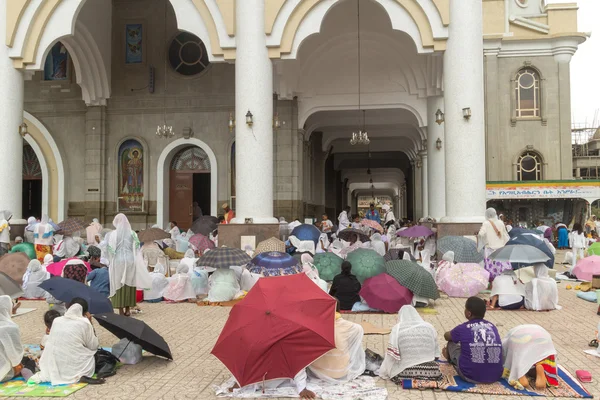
[56,218,87,235]
[360,219,384,234]
[573,256,600,281]
[254,237,286,255]
[246,251,302,276]
[190,216,218,236]
[359,273,413,313]
[437,236,483,264]
[313,252,343,281]
[346,249,386,284]
[385,260,439,300]
[436,262,489,298]
[396,225,434,238]
[211,274,336,387]
[0,252,29,285]
[508,234,554,268]
[93,313,172,360]
[290,224,321,245]
[196,247,251,269]
[137,228,171,243]
[0,272,23,298]
[46,258,91,277]
[488,245,549,269]
[39,277,114,314]
[188,233,215,253]
[337,228,370,243]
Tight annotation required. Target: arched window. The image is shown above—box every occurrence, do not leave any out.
[517,151,542,181]
[515,68,540,118]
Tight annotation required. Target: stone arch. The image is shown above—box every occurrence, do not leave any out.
[23,111,67,221]
[156,138,218,227]
[267,0,448,59]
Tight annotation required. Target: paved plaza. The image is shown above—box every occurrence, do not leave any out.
[9,252,600,400]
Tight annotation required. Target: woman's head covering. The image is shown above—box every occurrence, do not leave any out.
[108,213,132,252]
[0,210,12,221]
[100,257,109,267]
[92,218,99,224]
[26,217,37,231]
[184,249,195,259]
[40,214,49,224]
[301,253,314,265]
[42,254,54,267]
[63,259,88,283]
[397,305,424,325]
[371,233,382,242]
[153,262,166,275]
[176,264,189,275]
[485,208,498,221]
[0,295,23,378]
[27,259,42,273]
[502,325,556,383]
[533,263,550,279]
[442,251,455,263]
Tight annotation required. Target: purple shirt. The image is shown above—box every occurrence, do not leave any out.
[451,319,503,383]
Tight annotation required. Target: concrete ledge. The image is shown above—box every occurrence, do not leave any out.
[435,222,482,239]
[218,224,281,249]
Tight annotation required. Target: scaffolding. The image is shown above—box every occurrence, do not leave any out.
[572,110,600,179]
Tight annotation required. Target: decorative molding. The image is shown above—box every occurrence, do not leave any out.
[509,15,549,34]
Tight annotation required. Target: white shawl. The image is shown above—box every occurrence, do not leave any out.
[86,219,102,245]
[22,260,49,299]
[491,271,526,298]
[163,264,196,301]
[207,268,240,302]
[144,263,169,301]
[32,304,98,385]
[502,324,556,383]
[289,235,316,256]
[370,233,386,256]
[525,264,559,311]
[106,214,152,297]
[0,296,22,380]
[34,215,54,246]
[379,305,440,379]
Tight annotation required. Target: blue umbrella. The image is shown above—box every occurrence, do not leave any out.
[247,251,302,276]
[290,224,321,245]
[39,277,114,314]
[507,234,554,269]
[508,228,540,238]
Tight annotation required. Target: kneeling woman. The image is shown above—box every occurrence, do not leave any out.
[488,270,525,310]
[502,324,558,390]
[379,305,441,382]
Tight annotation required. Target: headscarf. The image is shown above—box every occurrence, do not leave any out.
[442,251,455,263]
[318,233,330,252]
[502,325,556,383]
[62,259,88,283]
[42,254,54,269]
[485,208,498,221]
[163,263,196,301]
[26,217,37,232]
[525,263,558,311]
[108,214,132,252]
[184,249,195,259]
[379,305,439,379]
[207,268,240,302]
[145,262,169,301]
[0,210,12,222]
[23,259,49,298]
[35,214,54,243]
[491,270,525,298]
[370,233,386,256]
[0,295,23,379]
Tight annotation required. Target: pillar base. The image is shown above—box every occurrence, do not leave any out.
[435,222,482,240]
[218,223,281,249]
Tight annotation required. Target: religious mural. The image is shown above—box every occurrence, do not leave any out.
[44,42,69,80]
[118,139,144,211]
[125,24,143,64]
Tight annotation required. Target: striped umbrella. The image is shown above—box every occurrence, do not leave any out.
[346,249,385,284]
[385,260,439,300]
[247,252,302,277]
[383,249,416,262]
[196,247,251,269]
[437,236,483,264]
[56,218,87,235]
[313,252,343,281]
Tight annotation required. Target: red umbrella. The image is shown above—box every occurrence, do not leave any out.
[359,273,413,313]
[46,258,91,277]
[188,233,215,253]
[211,274,336,387]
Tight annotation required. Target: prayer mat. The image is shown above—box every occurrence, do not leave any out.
[401,361,592,398]
[486,307,550,312]
[12,308,37,317]
[197,298,244,307]
[0,377,87,397]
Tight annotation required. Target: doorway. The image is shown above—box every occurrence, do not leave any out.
[22,145,43,219]
[169,146,212,231]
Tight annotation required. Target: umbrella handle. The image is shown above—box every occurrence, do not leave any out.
[117,339,133,360]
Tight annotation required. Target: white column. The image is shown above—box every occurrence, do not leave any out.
[0,3,25,222]
[233,0,277,223]
[420,150,428,218]
[427,96,446,220]
[442,0,486,223]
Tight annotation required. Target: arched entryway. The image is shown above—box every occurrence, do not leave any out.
[156,138,218,229]
[169,147,211,230]
[22,145,43,219]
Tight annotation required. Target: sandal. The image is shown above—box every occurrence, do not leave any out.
[589,339,598,348]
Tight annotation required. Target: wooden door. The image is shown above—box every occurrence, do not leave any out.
[169,171,194,231]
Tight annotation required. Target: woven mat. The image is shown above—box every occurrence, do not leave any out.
[402,361,592,398]
[0,377,86,397]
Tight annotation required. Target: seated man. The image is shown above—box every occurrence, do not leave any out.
[31,298,103,385]
[443,297,503,384]
[308,300,365,382]
[525,264,558,311]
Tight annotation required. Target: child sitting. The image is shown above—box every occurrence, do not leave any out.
[41,310,60,350]
[443,297,503,384]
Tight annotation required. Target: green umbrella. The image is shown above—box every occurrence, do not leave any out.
[346,249,385,284]
[313,253,343,281]
[589,242,600,256]
[385,260,439,300]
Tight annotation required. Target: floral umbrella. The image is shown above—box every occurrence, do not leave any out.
[346,249,386,284]
[313,252,343,281]
[436,262,490,298]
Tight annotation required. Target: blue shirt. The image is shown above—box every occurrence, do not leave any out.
[87,268,110,297]
[365,210,381,224]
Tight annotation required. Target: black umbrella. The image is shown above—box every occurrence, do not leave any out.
[337,228,370,243]
[39,277,114,314]
[94,313,172,360]
[190,216,219,236]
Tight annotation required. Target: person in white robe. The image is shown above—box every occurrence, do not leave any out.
[42,254,54,271]
[379,305,440,380]
[0,211,11,256]
[168,222,180,241]
[382,204,396,228]
[317,233,330,254]
[308,310,365,383]
[163,264,196,302]
[31,301,98,385]
[301,254,328,292]
[525,264,559,311]
[329,239,344,258]
[24,217,37,244]
[53,235,80,259]
[22,260,49,299]
[180,249,198,270]
[207,268,241,302]
[0,296,34,382]
[86,218,103,245]
[489,270,526,310]
[176,232,190,253]
[144,262,169,302]
[337,207,351,232]
[370,233,386,256]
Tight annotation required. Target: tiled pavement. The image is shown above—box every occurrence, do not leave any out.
[9,250,600,399]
